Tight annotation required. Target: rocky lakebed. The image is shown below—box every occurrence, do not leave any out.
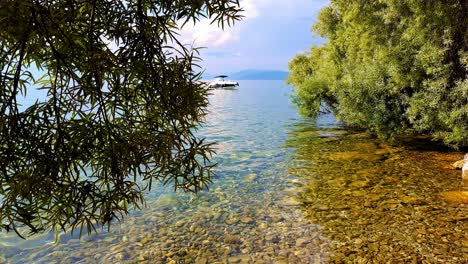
[1,128,466,264]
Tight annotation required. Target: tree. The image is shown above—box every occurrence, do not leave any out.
[0,0,242,238]
[288,0,467,146]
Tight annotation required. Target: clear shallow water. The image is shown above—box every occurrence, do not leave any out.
[0,81,337,263]
[0,80,466,263]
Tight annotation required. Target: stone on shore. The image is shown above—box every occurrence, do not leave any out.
[462,153,468,180]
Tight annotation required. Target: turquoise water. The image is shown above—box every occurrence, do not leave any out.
[1,80,466,263]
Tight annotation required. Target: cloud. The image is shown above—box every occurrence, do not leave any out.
[205,51,242,58]
[241,0,263,19]
[179,20,236,48]
[181,0,330,72]
[179,0,329,48]
[179,0,263,48]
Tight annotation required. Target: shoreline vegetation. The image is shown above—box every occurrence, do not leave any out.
[287,0,468,148]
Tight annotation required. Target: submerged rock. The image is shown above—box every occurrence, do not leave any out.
[398,195,424,205]
[295,238,310,247]
[328,151,382,162]
[278,197,302,206]
[375,143,401,155]
[227,256,251,263]
[353,143,378,152]
[195,257,208,264]
[348,180,370,188]
[452,160,464,169]
[225,218,239,225]
[239,217,254,224]
[440,191,468,204]
[174,220,185,228]
[244,173,258,182]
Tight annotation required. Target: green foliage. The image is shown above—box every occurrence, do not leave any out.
[286,46,337,117]
[0,0,242,237]
[289,0,468,146]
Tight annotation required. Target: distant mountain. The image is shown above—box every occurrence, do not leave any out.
[230,69,289,80]
[203,69,289,80]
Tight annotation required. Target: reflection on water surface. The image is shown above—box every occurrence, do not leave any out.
[0,81,466,263]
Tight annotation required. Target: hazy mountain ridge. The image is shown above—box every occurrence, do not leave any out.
[204,69,289,80]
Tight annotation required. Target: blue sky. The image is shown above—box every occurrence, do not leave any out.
[180,0,330,74]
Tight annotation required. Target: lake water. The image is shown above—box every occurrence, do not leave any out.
[0,80,466,263]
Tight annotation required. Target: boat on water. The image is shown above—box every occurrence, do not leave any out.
[208,75,239,88]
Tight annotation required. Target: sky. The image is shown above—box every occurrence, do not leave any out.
[179,0,330,75]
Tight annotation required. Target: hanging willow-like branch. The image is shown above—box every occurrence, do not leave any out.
[0,0,243,238]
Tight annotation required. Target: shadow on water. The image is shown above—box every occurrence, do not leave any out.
[285,125,468,263]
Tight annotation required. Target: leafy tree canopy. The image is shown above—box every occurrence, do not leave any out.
[288,0,467,147]
[0,0,242,238]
